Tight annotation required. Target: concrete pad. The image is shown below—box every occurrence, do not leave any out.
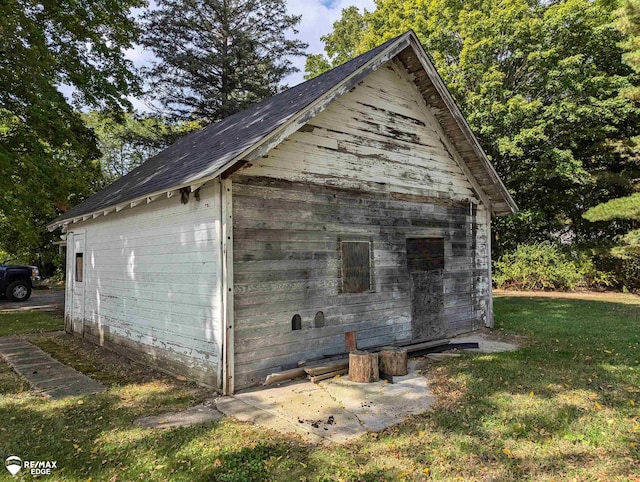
[136,400,223,429]
[225,380,365,444]
[217,363,435,445]
[320,360,435,433]
[451,333,519,353]
[217,332,518,444]
[217,396,327,444]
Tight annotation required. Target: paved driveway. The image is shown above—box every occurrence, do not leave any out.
[0,289,65,313]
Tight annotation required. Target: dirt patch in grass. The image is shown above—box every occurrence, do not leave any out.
[474,326,529,347]
[494,289,640,304]
[27,332,211,395]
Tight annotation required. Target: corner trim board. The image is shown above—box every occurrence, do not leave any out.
[485,207,495,328]
[221,177,235,395]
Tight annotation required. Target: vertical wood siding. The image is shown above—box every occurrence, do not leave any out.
[232,61,492,388]
[67,181,224,387]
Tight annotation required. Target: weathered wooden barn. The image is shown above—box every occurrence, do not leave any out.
[48,31,517,394]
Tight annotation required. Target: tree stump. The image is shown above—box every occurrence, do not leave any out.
[379,346,408,376]
[349,350,379,383]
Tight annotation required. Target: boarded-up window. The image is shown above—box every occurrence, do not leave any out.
[406,238,444,272]
[341,241,371,293]
[75,253,84,282]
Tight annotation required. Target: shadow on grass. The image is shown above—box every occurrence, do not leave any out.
[0,382,314,481]
[398,296,640,479]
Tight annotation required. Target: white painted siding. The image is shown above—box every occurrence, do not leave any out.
[241,62,477,202]
[66,180,224,387]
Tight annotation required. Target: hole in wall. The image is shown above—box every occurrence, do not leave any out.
[314,311,325,328]
[291,314,302,331]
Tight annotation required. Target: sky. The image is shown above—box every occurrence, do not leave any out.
[284,0,375,84]
[122,0,376,112]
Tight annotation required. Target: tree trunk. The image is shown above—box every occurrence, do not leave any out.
[379,347,408,376]
[348,350,379,383]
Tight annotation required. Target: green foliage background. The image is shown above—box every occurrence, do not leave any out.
[307,0,640,290]
[0,0,144,266]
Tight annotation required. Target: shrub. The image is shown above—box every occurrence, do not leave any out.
[593,251,640,293]
[493,243,614,291]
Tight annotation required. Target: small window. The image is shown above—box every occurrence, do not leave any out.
[75,253,84,282]
[291,314,302,331]
[341,241,371,293]
[406,238,444,272]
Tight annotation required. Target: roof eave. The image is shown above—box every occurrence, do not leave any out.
[406,32,518,217]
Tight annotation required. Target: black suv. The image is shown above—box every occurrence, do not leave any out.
[0,263,40,302]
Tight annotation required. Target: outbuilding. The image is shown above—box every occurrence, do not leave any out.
[48,31,517,394]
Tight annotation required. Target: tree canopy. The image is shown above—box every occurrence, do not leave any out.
[307,0,640,258]
[141,0,308,122]
[83,112,200,185]
[583,0,640,258]
[0,0,144,262]
[304,6,366,80]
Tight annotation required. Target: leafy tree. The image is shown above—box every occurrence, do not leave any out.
[584,193,640,255]
[582,1,640,261]
[83,112,200,184]
[0,0,144,263]
[618,0,640,100]
[305,6,367,79]
[141,0,308,122]
[312,0,640,258]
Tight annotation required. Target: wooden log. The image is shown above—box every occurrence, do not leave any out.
[349,350,379,383]
[412,342,479,357]
[263,367,306,386]
[304,359,349,377]
[401,338,450,354]
[309,368,348,383]
[379,346,408,376]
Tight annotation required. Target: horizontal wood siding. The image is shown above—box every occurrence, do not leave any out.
[68,180,223,387]
[232,177,490,388]
[232,61,492,388]
[240,63,478,203]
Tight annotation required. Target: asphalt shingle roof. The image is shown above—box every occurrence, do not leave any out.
[54,34,408,224]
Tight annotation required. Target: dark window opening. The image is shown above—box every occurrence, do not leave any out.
[291,314,302,331]
[75,253,84,282]
[341,241,371,293]
[314,311,325,328]
[406,238,444,272]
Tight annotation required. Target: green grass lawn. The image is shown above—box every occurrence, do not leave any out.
[0,293,638,481]
[0,310,63,336]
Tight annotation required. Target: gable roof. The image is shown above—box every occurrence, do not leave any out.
[49,31,516,231]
